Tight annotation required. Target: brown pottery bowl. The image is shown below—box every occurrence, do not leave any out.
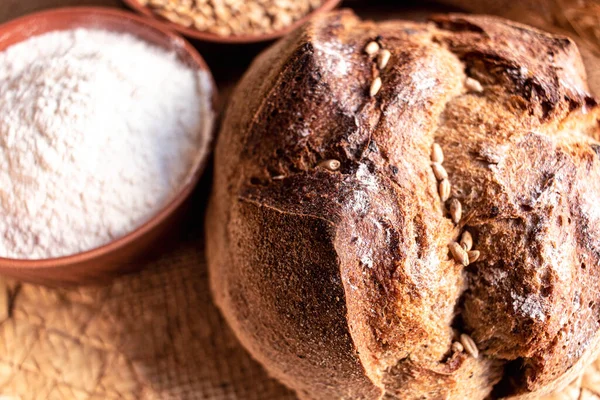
[0,7,217,285]
[122,0,342,44]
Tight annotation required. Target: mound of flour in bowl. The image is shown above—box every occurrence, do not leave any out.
[0,29,213,259]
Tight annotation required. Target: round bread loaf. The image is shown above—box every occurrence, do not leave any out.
[206,10,600,399]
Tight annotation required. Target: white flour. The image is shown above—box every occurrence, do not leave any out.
[0,29,213,259]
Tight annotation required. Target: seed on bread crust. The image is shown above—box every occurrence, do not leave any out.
[431,143,444,163]
[364,41,380,55]
[460,231,473,251]
[431,162,448,180]
[450,242,469,266]
[439,179,451,202]
[452,341,464,353]
[377,49,391,69]
[460,334,479,358]
[468,250,481,263]
[465,77,484,93]
[449,198,462,224]
[370,77,382,97]
[318,159,341,171]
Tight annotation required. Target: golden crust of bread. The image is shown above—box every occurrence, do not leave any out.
[206,10,600,399]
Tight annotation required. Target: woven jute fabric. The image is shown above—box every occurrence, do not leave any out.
[0,237,295,399]
[1,1,599,399]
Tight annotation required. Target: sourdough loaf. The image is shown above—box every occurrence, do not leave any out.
[206,10,600,399]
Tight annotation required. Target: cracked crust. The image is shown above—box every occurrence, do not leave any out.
[206,10,600,399]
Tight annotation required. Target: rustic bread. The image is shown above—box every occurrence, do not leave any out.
[206,10,600,399]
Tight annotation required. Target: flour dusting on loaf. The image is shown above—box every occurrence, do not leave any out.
[207,10,600,400]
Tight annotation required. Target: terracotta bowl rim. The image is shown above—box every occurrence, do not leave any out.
[122,0,343,44]
[0,6,217,269]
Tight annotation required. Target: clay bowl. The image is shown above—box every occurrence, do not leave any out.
[122,0,342,44]
[0,7,216,285]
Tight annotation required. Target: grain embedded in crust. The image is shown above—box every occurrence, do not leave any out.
[206,10,600,400]
[431,14,600,395]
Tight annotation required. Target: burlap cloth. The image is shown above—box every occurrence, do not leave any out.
[0,1,599,399]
